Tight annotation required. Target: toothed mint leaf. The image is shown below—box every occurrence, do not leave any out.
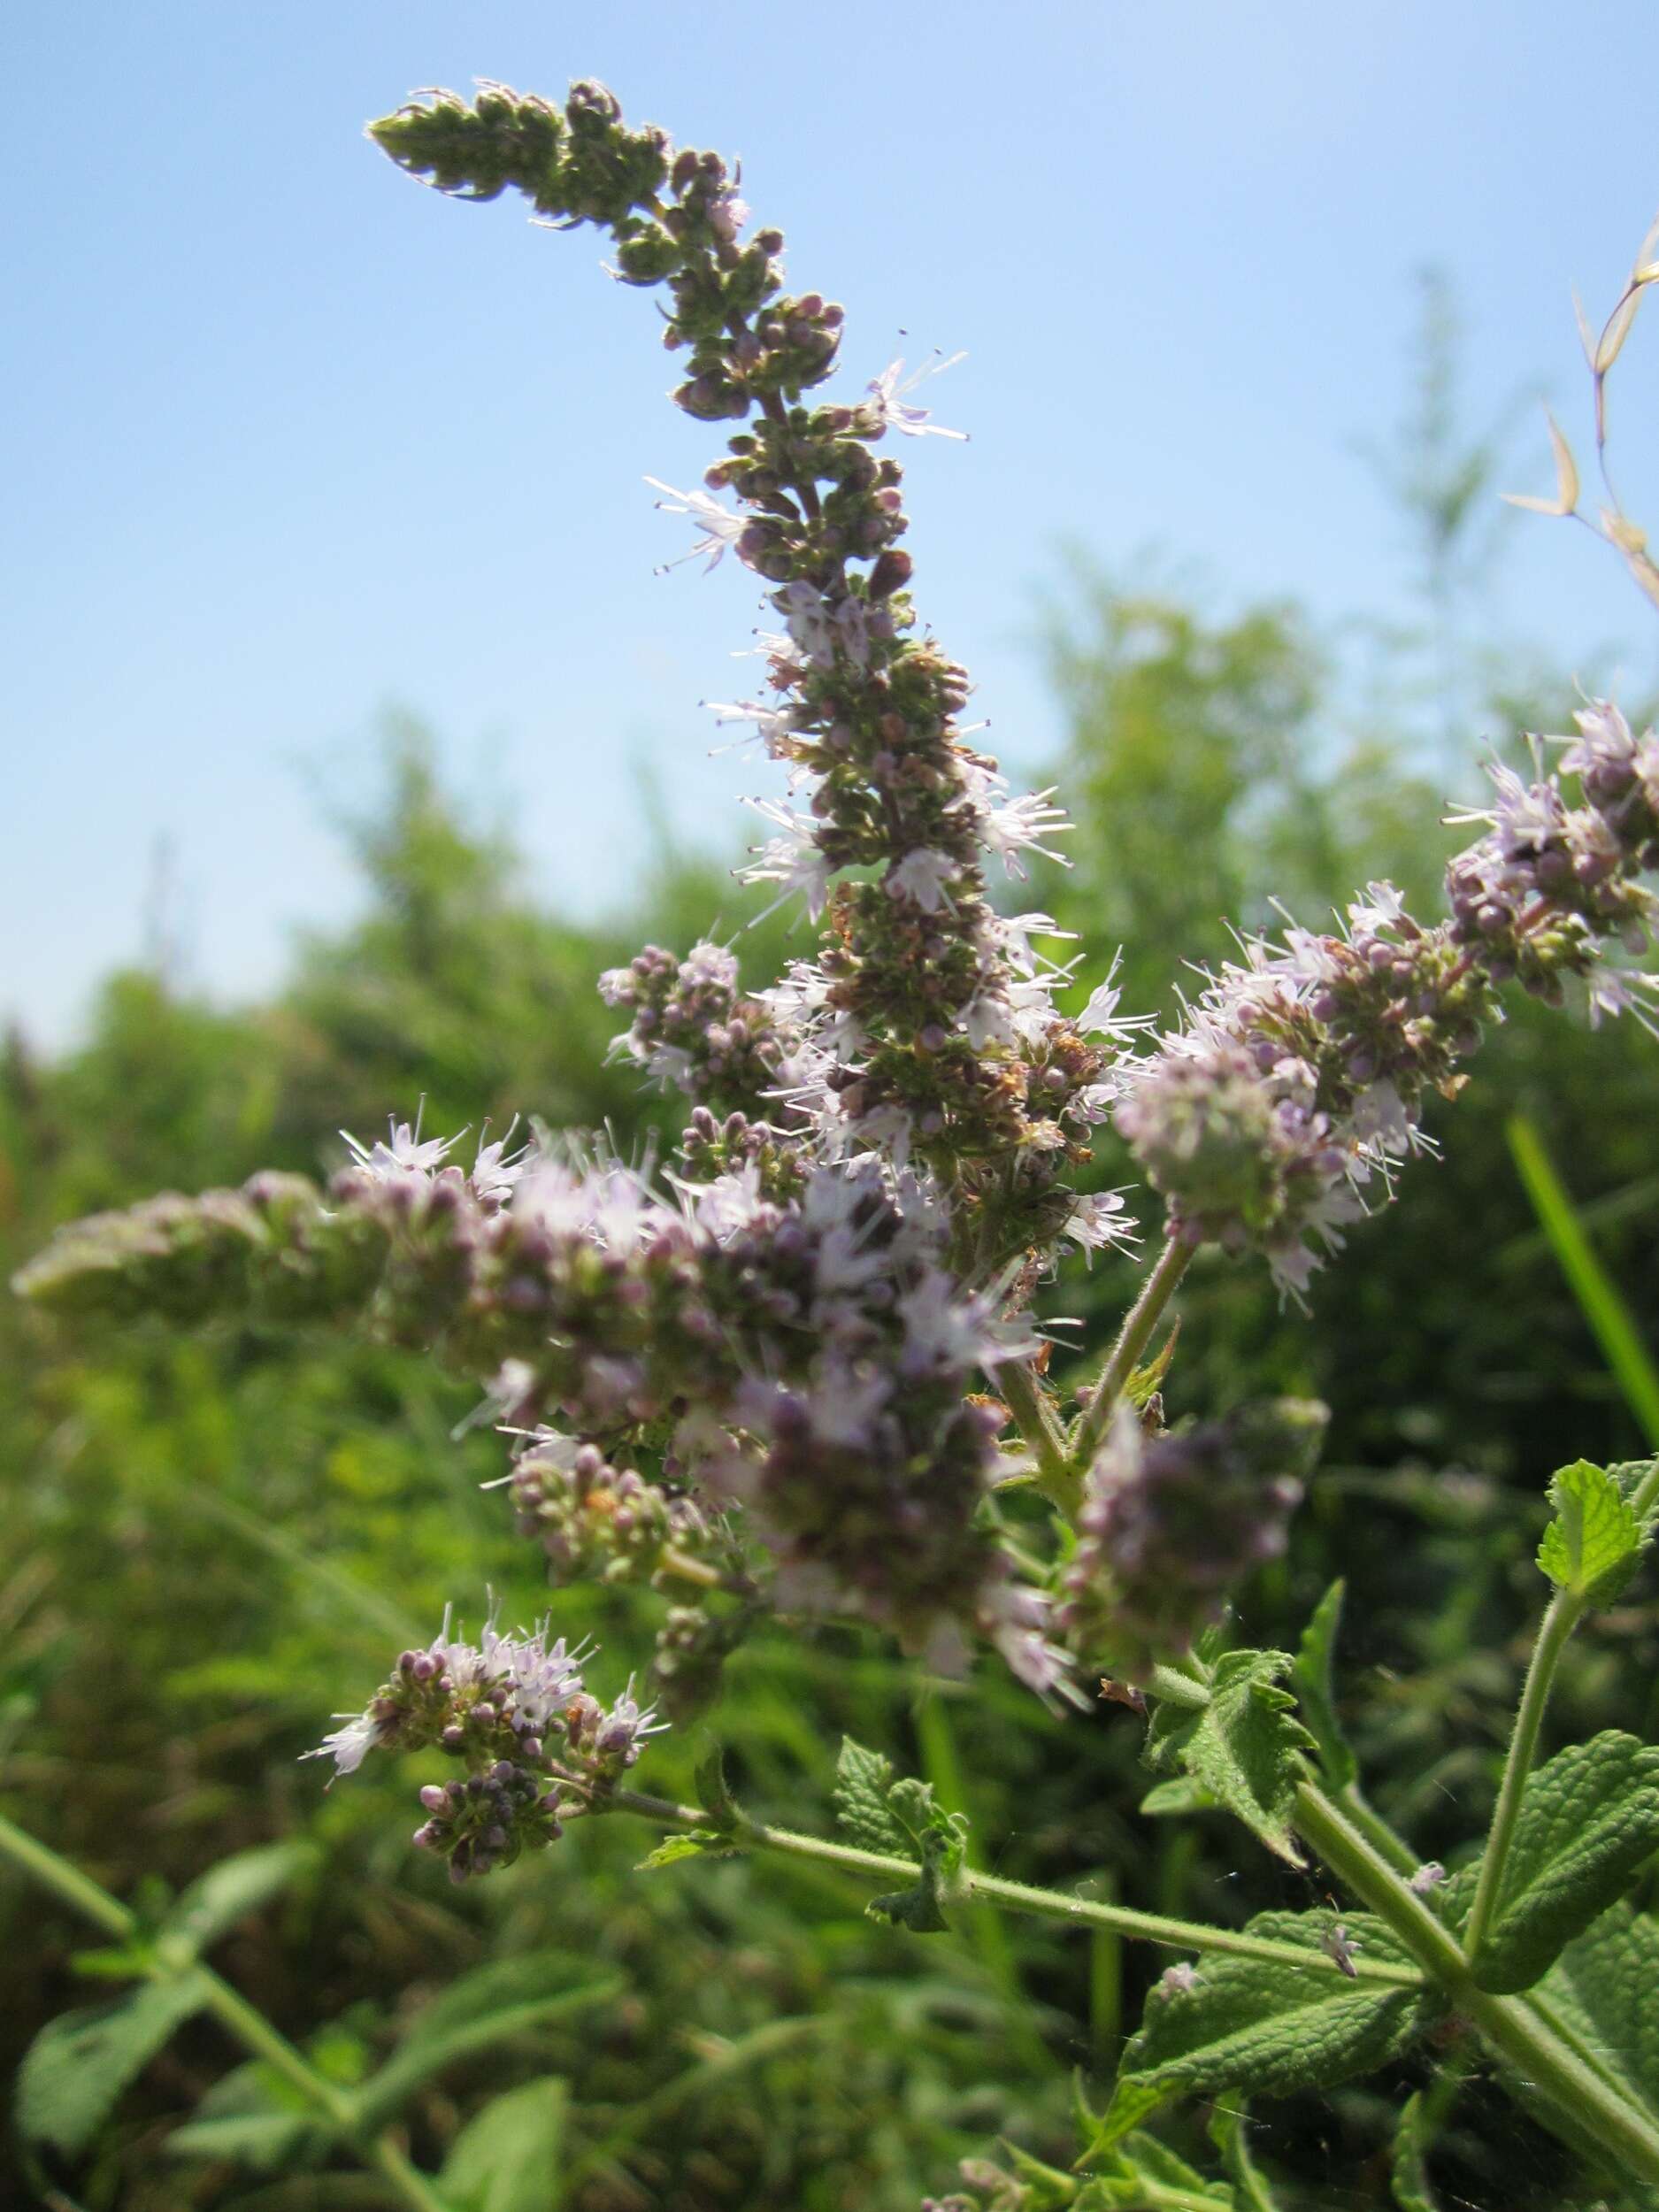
[1466,1730,1659,1993]
[1080,1912,1426,2159]
[1537,1458,1646,1607]
[1146,1650,1316,1864]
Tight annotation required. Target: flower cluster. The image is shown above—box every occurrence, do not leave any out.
[307,1608,662,1882]
[371,78,1141,1266]
[1446,704,1659,1023]
[1057,1401,1327,1683]
[1116,706,1659,1299]
[19,1120,1058,1688]
[599,941,789,1121]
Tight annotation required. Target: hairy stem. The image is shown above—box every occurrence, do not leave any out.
[1000,1358,1079,1514]
[0,1813,452,2212]
[595,1784,1420,1985]
[1294,1782,1659,2185]
[1461,1586,1583,1965]
[1070,1236,1193,1467]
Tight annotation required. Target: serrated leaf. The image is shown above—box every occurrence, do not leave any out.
[18,1972,213,2155]
[1468,1731,1659,1993]
[440,2078,567,2212]
[694,1747,740,1832]
[1535,1902,1659,2124]
[354,1962,618,2129]
[1139,1777,1217,1817]
[161,1841,317,1960]
[1537,1460,1646,1606]
[1146,1651,1315,1864]
[1390,2092,1440,2211]
[1079,1913,1426,2161]
[1209,2102,1287,2209]
[1292,1581,1357,1791]
[868,1816,968,1934]
[833,1736,908,1855]
[635,1828,732,1870]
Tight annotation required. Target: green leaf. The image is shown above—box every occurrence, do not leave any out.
[1534,1902,1659,2124]
[440,2078,567,2212]
[694,1746,740,1832]
[1079,1912,1426,2160]
[1145,1651,1315,1865]
[1390,2092,1440,2212]
[1467,1731,1659,1993]
[1083,2126,1232,2207]
[634,1828,733,1870]
[1138,1777,1217,1817]
[833,1736,908,1855]
[1537,1460,1646,1606]
[1208,2102,1288,2210]
[868,1816,969,1934]
[160,1841,317,1961]
[1291,1581,1358,1790]
[354,1961,619,2129]
[18,1972,213,2156]
[164,2057,336,2175]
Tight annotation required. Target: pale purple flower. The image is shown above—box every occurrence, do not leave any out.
[963,768,1071,877]
[645,477,749,572]
[341,1110,457,1184]
[864,352,968,440]
[738,801,834,921]
[472,1119,536,1205]
[1062,1190,1139,1260]
[887,847,959,913]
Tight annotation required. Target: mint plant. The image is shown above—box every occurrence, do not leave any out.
[9,74,1659,2211]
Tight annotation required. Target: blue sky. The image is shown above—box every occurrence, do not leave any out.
[5,1,1658,1048]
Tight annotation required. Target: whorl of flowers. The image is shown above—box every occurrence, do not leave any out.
[1058,1401,1328,1684]
[306,1606,661,1883]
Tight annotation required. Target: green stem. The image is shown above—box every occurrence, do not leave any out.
[0,1812,452,2212]
[1000,1358,1079,1515]
[1294,1782,1659,2186]
[1070,1237,1193,1468]
[599,1785,1419,1985]
[1461,1586,1583,1966]
[1333,1781,1421,1878]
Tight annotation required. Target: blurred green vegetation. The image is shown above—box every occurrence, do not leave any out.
[4,303,1659,2209]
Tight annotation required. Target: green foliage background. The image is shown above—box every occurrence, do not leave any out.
[4,308,1658,2209]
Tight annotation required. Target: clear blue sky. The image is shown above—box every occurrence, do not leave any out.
[6,1,1658,1048]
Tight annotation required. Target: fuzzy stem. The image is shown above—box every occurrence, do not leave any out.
[1000,1358,1079,1514]
[1460,1586,1584,1966]
[1294,1781,1659,2185]
[0,1813,452,2212]
[595,1784,1420,1985]
[1070,1236,1193,1467]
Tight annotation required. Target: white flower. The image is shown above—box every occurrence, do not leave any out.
[994,912,1075,975]
[1346,880,1410,936]
[472,1119,536,1204]
[1062,1191,1139,1261]
[644,478,749,572]
[341,1110,457,1185]
[963,767,1071,877]
[1408,1861,1448,1895]
[703,696,803,758]
[737,801,834,921]
[887,847,959,912]
[864,352,968,440]
[304,1708,387,1779]
[1155,1962,1202,2001]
